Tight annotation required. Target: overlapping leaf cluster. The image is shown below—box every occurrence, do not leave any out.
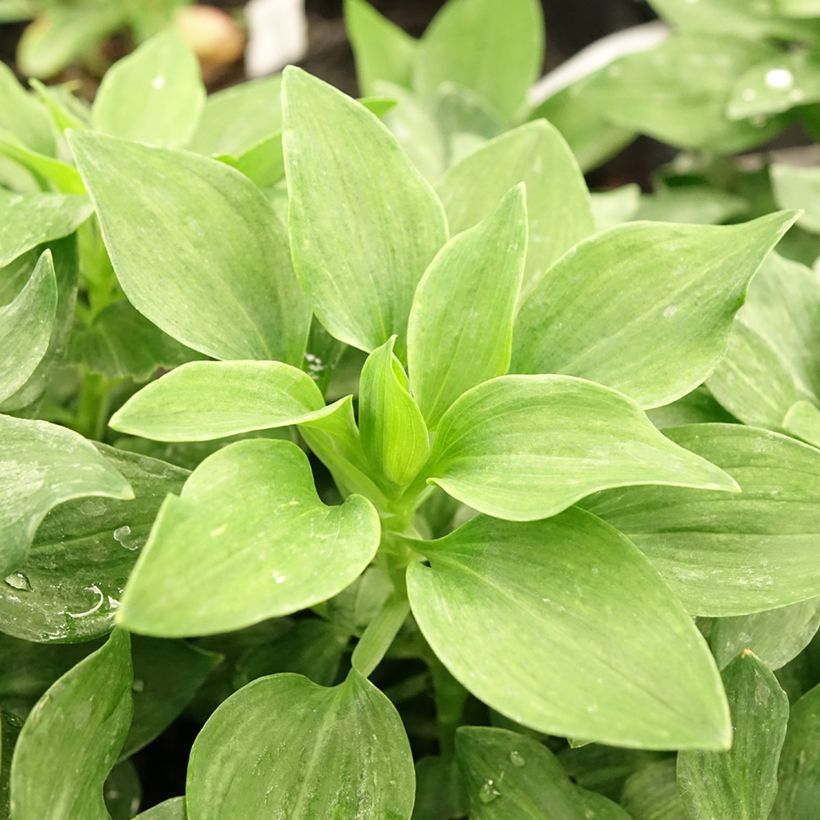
[1,0,819,817]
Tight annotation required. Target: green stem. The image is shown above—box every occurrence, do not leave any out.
[350,588,410,678]
[429,656,468,757]
[73,372,112,441]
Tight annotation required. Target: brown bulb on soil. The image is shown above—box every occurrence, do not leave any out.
[174,5,246,82]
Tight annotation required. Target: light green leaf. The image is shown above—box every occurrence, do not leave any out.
[189,75,282,157]
[0,446,187,644]
[70,130,310,363]
[777,0,820,15]
[711,599,820,671]
[437,120,593,289]
[110,360,334,442]
[359,338,429,489]
[216,133,284,188]
[135,797,185,819]
[635,184,746,225]
[771,682,820,819]
[118,439,380,637]
[282,66,447,353]
[620,760,685,820]
[70,300,197,382]
[0,251,55,403]
[29,78,90,133]
[0,128,84,193]
[0,417,132,577]
[648,386,736,429]
[423,375,737,522]
[92,30,205,148]
[456,727,629,818]
[430,80,505,148]
[0,62,53,155]
[585,424,820,616]
[408,185,526,429]
[413,755,467,820]
[414,0,544,121]
[784,400,820,447]
[584,35,786,152]
[1,236,78,412]
[0,190,90,267]
[729,52,820,121]
[678,651,789,820]
[590,184,641,231]
[345,0,417,96]
[772,163,820,233]
[406,509,730,749]
[708,253,820,429]
[186,670,415,818]
[123,637,220,758]
[9,630,132,820]
[559,745,663,802]
[513,212,797,408]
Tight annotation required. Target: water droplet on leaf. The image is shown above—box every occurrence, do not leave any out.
[509,750,526,767]
[479,780,500,804]
[4,572,31,591]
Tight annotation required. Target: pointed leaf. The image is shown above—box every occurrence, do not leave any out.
[9,630,132,820]
[408,185,527,428]
[678,651,789,820]
[620,760,685,820]
[135,797,185,819]
[119,439,380,636]
[784,400,820,447]
[414,0,544,121]
[282,66,447,353]
[0,417,132,577]
[585,424,820,616]
[359,338,429,489]
[437,121,593,288]
[406,509,730,749]
[513,212,798,409]
[92,30,205,148]
[711,599,820,671]
[423,375,737,522]
[0,129,84,193]
[70,130,310,363]
[345,0,417,96]
[0,190,90,267]
[0,251,56,403]
[186,671,415,818]
[456,727,629,818]
[0,62,53,155]
[772,163,820,233]
[0,446,187,643]
[110,361,332,442]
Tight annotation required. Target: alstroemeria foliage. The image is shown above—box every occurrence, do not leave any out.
[1,0,820,817]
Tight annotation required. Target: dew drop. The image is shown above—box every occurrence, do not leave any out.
[273,573,287,585]
[4,572,31,592]
[509,750,526,767]
[478,780,500,804]
[132,679,145,693]
[765,68,794,90]
[113,525,138,550]
[152,75,166,90]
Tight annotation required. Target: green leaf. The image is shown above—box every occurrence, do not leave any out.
[513,212,798,409]
[0,61,53,155]
[583,35,786,152]
[186,670,415,818]
[123,637,220,758]
[135,797,186,819]
[729,52,820,121]
[282,66,447,353]
[359,338,429,489]
[406,509,730,749]
[70,130,310,363]
[585,424,820,616]
[17,3,127,78]
[70,300,197,382]
[771,682,820,818]
[677,651,788,819]
[0,417,132,577]
[422,375,737,522]
[0,251,56,404]
[647,386,736,429]
[456,727,629,818]
[92,30,205,148]
[711,599,820,671]
[590,184,641,231]
[413,755,467,820]
[777,0,820,15]
[635,184,746,225]
[0,190,91,267]
[0,128,84,193]
[784,400,820,447]
[708,253,820,429]
[0,445,186,643]
[104,759,141,820]
[772,163,820,233]
[110,360,334,442]
[620,760,685,820]
[189,75,282,157]
[408,185,526,429]
[118,439,380,636]
[345,0,417,96]
[9,630,132,820]
[0,235,78,412]
[414,0,544,121]
[558,745,663,802]
[437,121,593,289]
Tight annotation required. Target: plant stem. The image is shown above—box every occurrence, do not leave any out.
[73,372,112,441]
[350,589,410,678]
[429,656,468,758]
